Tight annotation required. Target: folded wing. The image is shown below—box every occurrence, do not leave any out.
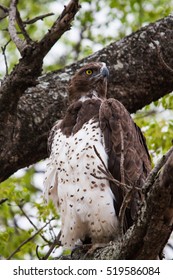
[99,98,151,231]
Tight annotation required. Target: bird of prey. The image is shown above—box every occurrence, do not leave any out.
[44,62,151,249]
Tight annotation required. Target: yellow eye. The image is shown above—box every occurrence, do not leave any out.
[85,69,93,75]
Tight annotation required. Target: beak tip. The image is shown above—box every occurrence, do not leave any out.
[100,63,109,78]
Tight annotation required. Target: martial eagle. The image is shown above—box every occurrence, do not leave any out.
[44,62,151,248]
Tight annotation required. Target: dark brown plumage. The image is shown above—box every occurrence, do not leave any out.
[44,62,151,248]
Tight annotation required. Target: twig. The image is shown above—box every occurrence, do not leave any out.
[48,219,57,240]
[1,40,11,76]
[24,13,54,24]
[92,146,122,187]
[8,0,27,54]
[118,120,125,184]
[18,203,50,244]
[0,4,9,13]
[36,245,42,259]
[16,7,32,43]
[39,0,81,57]
[142,146,173,194]
[92,145,136,237]
[118,189,134,238]
[0,198,8,205]
[92,145,134,191]
[0,4,9,20]
[7,218,54,260]
[41,231,61,260]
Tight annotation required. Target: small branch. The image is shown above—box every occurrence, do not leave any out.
[7,219,54,260]
[18,203,50,244]
[8,0,27,54]
[41,231,61,260]
[118,189,133,237]
[93,145,109,174]
[24,13,54,24]
[16,7,32,43]
[0,198,8,205]
[1,40,11,76]
[118,120,125,184]
[92,145,136,237]
[36,245,42,259]
[142,146,173,194]
[0,4,9,20]
[39,0,81,57]
[92,145,135,192]
[0,4,9,13]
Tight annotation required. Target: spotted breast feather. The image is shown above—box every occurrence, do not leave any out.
[43,62,151,249]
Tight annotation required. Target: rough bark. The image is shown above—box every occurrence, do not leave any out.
[1,15,173,182]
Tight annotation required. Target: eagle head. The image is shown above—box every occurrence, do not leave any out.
[68,62,109,103]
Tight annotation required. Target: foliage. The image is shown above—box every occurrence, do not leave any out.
[0,167,60,259]
[0,0,173,259]
[134,93,173,164]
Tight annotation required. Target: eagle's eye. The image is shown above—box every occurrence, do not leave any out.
[85,69,93,75]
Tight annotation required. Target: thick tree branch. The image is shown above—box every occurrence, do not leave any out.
[8,0,27,53]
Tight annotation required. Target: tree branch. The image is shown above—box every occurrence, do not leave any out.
[0,4,9,13]
[16,7,32,43]
[41,231,61,260]
[0,4,9,20]
[18,203,50,244]
[8,0,27,54]
[23,13,54,24]
[39,0,81,57]
[1,40,11,76]
[0,198,8,205]
[7,218,54,260]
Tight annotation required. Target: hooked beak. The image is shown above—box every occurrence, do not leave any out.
[93,63,109,82]
[100,64,109,78]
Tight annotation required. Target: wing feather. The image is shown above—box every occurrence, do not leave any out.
[99,98,151,231]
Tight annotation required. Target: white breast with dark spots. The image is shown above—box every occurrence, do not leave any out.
[44,119,118,248]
